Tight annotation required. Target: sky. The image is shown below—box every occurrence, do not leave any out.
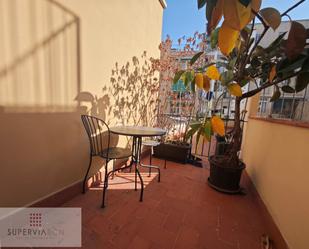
[162,0,309,45]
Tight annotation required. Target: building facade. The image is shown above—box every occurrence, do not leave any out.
[254,19,309,121]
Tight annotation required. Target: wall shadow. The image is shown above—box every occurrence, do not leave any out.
[75,51,160,148]
[106,51,159,127]
[0,0,161,206]
[0,0,86,207]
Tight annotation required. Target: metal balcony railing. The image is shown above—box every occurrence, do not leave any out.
[257,79,309,122]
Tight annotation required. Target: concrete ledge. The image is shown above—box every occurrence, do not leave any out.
[250,116,309,129]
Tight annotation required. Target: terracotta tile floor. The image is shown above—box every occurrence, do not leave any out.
[62,157,276,249]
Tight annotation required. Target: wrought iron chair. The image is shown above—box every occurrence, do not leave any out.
[141,139,167,178]
[81,115,132,208]
[139,114,168,174]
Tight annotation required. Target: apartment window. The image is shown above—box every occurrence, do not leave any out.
[257,82,309,122]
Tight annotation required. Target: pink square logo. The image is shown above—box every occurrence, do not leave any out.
[29,213,42,227]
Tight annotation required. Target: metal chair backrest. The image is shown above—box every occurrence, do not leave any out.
[81,115,111,157]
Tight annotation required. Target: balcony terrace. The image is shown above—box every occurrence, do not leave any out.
[61,157,285,249]
[1,1,308,249]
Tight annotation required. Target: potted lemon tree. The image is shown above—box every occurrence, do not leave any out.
[174,0,309,193]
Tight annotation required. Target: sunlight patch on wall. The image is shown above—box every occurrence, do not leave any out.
[0,0,80,113]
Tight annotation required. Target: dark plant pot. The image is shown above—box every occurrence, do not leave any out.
[208,155,245,194]
[153,142,191,164]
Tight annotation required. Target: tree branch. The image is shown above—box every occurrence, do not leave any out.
[281,0,306,16]
[238,17,255,76]
[252,10,267,28]
[244,27,269,69]
[241,71,299,99]
[241,0,306,77]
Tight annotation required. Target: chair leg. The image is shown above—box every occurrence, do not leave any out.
[148,147,152,177]
[135,163,137,191]
[101,159,109,208]
[129,156,133,173]
[157,166,161,182]
[164,159,167,169]
[82,156,92,194]
[136,168,144,202]
[112,159,115,179]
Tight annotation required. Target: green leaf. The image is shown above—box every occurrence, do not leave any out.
[277,55,307,74]
[190,52,204,66]
[198,0,207,9]
[216,61,228,68]
[239,78,249,87]
[203,121,212,141]
[196,127,203,147]
[251,56,261,68]
[262,62,271,70]
[190,122,203,129]
[220,70,234,85]
[260,8,281,31]
[261,62,271,79]
[270,86,281,102]
[184,75,189,87]
[281,85,295,93]
[185,127,199,140]
[227,57,237,70]
[191,80,196,93]
[295,72,309,92]
[238,0,251,7]
[301,58,309,72]
[253,45,265,57]
[210,28,219,49]
[186,121,204,143]
[184,71,194,86]
[173,70,185,84]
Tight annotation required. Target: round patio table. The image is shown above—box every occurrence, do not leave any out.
[110,126,166,202]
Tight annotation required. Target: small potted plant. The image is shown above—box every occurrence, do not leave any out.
[174,0,309,193]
